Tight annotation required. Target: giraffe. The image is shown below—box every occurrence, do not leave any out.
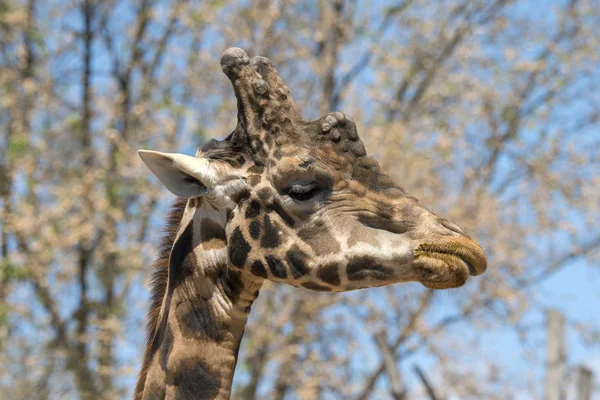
[134,47,487,400]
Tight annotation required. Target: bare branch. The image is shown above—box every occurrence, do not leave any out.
[374,331,407,400]
[414,364,442,400]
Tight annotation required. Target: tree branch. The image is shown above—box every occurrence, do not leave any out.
[374,331,407,400]
[413,364,442,400]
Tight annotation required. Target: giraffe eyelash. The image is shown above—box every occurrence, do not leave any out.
[286,182,320,201]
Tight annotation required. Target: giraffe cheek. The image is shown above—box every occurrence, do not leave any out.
[346,256,395,281]
[297,222,340,256]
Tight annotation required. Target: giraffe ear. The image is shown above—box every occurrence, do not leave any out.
[138,150,216,198]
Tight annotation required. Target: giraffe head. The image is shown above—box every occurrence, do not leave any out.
[139,48,486,293]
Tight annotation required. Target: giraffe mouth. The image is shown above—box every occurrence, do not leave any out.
[414,238,487,289]
[418,237,487,275]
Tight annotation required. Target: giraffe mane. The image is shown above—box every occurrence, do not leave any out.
[134,198,187,400]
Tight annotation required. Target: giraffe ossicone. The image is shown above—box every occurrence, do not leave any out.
[135,47,487,400]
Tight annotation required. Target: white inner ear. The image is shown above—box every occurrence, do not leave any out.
[138,150,216,198]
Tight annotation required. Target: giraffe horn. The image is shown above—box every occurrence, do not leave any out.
[221,48,300,140]
[251,56,301,121]
[220,47,270,137]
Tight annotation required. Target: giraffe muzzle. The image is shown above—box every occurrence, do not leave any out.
[417,236,487,276]
[411,236,487,289]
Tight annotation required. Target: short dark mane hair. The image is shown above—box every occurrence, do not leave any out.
[134,198,186,400]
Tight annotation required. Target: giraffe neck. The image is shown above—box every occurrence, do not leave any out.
[139,199,263,400]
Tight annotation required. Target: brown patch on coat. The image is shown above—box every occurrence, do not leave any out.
[248,174,262,186]
[346,222,381,248]
[298,222,340,256]
[302,282,331,291]
[200,218,226,250]
[167,357,221,398]
[317,264,341,286]
[175,296,229,343]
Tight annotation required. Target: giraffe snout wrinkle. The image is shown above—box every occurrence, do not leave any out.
[438,218,471,239]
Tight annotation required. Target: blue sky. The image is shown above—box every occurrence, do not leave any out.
[3,0,599,398]
[130,1,600,397]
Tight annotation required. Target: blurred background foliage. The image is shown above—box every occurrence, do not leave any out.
[0,0,599,399]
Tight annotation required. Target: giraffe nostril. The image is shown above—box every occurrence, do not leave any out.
[439,218,470,239]
[465,260,478,276]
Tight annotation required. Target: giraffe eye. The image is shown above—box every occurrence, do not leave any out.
[287,182,320,202]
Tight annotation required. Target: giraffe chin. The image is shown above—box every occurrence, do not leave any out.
[413,254,471,289]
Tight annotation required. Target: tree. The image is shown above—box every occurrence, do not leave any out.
[0,0,598,398]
